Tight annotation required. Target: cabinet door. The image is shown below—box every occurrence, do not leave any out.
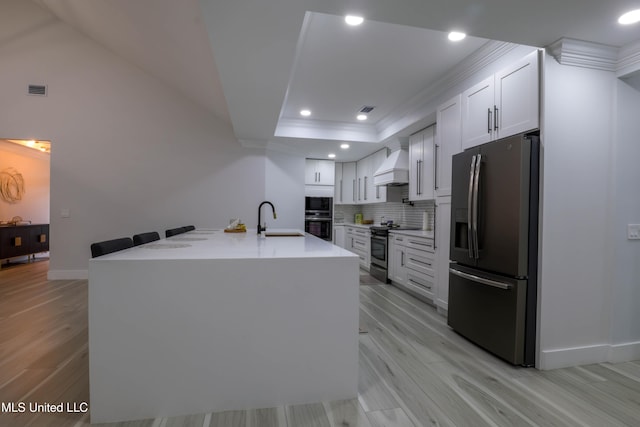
[436,94,462,197]
[495,50,539,139]
[334,163,344,204]
[408,131,423,201]
[410,126,435,201]
[333,225,346,248]
[305,159,319,184]
[342,162,357,204]
[389,235,407,285]
[421,126,435,200]
[370,149,388,203]
[461,75,494,150]
[316,160,335,186]
[435,199,451,312]
[356,157,369,203]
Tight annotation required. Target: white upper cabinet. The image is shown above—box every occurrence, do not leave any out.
[335,161,357,204]
[461,76,495,149]
[356,156,369,203]
[334,163,343,203]
[435,94,462,197]
[305,159,335,186]
[335,149,400,205]
[342,162,357,204]
[409,125,435,201]
[461,50,539,150]
[495,50,540,139]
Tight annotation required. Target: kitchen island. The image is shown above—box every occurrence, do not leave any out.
[88,229,359,423]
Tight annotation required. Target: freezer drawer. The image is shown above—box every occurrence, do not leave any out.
[447,264,529,365]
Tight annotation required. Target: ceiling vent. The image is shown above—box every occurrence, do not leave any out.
[27,85,47,96]
[359,106,375,113]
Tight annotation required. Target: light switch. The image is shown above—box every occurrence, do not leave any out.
[628,224,640,240]
[61,208,70,218]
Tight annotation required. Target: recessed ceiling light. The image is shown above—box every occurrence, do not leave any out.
[356,114,368,121]
[345,15,364,26]
[340,143,350,149]
[328,153,336,158]
[448,31,466,42]
[618,9,640,25]
[300,109,311,117]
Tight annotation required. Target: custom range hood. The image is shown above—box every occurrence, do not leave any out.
[373,149,409,186]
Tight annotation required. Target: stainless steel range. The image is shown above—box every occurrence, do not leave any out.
[369,224,420,283]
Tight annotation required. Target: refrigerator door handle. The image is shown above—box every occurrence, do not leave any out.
[449,268,513,290]
[472,154,482,259]
[467,155,476,258]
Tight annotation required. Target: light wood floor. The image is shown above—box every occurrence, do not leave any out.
[1,261,639,426]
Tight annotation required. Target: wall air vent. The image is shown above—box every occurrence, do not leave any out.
[359,106,375,113]
[27,85,47,96]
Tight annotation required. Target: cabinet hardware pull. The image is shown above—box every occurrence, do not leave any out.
[353,179,356,201]
[494,105,499,131]
[364,176,367,200]
[487,108,492,134]
[472,154,482,259]
[340,179,343,201]
[449,268,512,290]
[434,143,439,190]
[467,155,476,259]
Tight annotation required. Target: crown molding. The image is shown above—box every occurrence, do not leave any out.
[274,118,378,143]
[548,38,619,71]
[549,37,640,77]
[617,39,640,78]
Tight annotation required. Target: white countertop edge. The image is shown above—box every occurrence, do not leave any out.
[389,229,435,238]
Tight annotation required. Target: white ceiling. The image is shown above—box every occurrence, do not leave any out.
[30,0,640,161]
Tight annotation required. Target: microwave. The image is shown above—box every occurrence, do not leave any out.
[305,196,332,213]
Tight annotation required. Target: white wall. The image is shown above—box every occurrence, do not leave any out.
[265,149,305,230]
[610,78,640,354]
[0,141,50,224]
[538,54,616,368]
[0,1,269,277]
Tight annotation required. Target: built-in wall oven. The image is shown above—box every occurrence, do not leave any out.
[305,197,332,241]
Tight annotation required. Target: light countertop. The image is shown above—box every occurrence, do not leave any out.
[90,228,357,261]
[389,229,435,239]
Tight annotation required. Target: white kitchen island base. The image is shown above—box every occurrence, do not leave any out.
[88,230,359,423]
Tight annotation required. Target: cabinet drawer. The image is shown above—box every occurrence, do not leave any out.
[405,237,434,252]
[405,247,435,277]
[391,234,405,244]
[353,228,370,237]
[352,237,369,251]
[405,271,435,299]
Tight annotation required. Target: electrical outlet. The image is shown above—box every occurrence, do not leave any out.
[628,224,640,240]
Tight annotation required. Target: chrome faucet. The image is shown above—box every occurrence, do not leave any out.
[257,201,277,234]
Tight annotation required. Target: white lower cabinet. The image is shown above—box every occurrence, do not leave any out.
[333,225,346,248]
[389,234,407,284]
[346,226,370,270]
[389,232,435,302]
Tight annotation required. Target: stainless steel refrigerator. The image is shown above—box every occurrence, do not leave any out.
[448,132,539,366]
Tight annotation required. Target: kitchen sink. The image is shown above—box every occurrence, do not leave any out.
[264,231,305,237]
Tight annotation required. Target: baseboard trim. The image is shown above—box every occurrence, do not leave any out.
[540,341,640,370]
[539,344,610,370]
[608,341,640,363]
[47,269,88,280]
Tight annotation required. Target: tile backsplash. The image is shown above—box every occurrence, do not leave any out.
[334,187,435,230]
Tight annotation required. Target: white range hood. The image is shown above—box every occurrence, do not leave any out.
[373,149,409,186]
